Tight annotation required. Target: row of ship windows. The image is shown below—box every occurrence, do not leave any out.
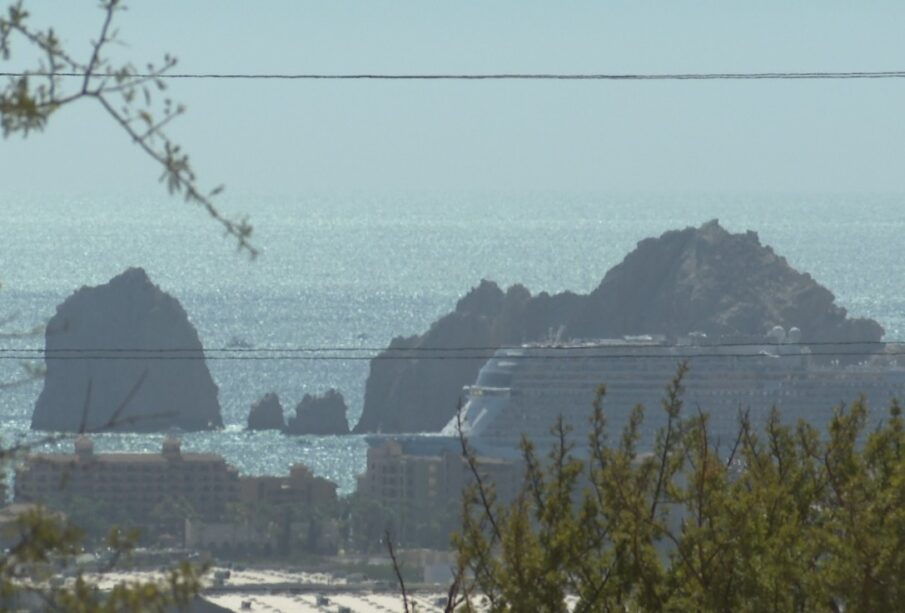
[513,374,896,386]
[374,487,439,498]
[376,465,439,474]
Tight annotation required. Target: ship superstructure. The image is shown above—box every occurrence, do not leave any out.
[436,329,905,457]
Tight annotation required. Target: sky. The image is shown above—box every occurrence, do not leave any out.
[2,1,905,196]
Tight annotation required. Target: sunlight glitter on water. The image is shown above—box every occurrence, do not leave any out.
[3,191,905,493]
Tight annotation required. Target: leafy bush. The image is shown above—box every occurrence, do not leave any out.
[451,363,905,612]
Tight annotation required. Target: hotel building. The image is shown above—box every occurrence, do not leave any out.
[14,435,240,520]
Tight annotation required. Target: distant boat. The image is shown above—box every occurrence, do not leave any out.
[226,335,253,349]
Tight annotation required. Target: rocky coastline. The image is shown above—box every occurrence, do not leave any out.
[354,220,884,434]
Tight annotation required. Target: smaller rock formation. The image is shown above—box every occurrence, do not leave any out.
[247,393,286,431]
[286,389,350,435]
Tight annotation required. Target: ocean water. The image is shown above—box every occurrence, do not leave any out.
[2,191,905,493]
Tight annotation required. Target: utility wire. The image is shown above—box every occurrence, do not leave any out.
[0,349,903,361]
[4,71,905,81]
[0,339,897,354]
[0,340,903,357]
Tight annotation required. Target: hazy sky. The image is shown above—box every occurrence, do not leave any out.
[2,1,905,196]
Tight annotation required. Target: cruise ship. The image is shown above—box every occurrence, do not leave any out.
[416,328,905,458]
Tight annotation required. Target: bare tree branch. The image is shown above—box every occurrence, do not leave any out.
[0,0,258,256]
[456,400,502,542]
[94,367,148,432]
[385,530,410,613]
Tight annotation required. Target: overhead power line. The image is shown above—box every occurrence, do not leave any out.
[0,349,902,361]
[0,339,896,354]
[3,70,905,81]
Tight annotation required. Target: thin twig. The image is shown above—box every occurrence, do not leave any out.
[725,407,749,468]
[0,2,257,256]
[82,0,116,94]
[98,368,148,432]
[76,377,93,434]
[443,568,463,613]
[456,413,502,545]
[385,530,410,613]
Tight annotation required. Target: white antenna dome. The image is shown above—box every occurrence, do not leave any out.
[767,325,786,342]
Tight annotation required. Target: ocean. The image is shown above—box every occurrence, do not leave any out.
[2,191,904,493]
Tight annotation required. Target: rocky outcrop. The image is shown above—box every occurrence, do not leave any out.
[355,220,884,434]
[286,389,350,435]
[353,281,584,434]
[247,393,286,431]
[32,268,223,432]
[569,220,883,341]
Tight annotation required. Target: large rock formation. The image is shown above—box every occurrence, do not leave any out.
[355,220,884,433]
[32,268,223,432]
[247,393,286,431]
[286,389,350,435]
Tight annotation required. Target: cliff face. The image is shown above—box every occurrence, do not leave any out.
[247,393,286,431]
[286,389,350,435]
[569,220,882,342]
[354,220,884,434]
[32,268,223,432]
[353,281,583,433]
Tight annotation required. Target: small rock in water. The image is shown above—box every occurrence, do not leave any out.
[247,392,286,431]
[286,389,350,435]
